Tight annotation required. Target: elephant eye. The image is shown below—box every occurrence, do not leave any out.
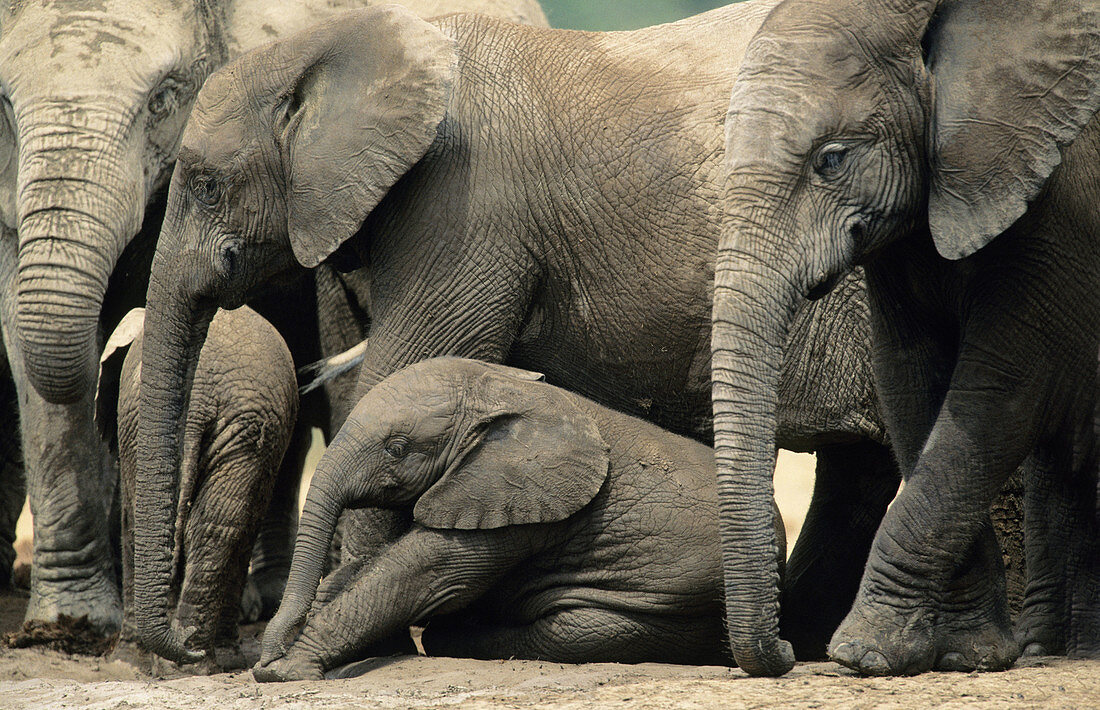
[148,80,181,118]
[189,173,222,208]
[384,436,409,459]
[813,142,851,177]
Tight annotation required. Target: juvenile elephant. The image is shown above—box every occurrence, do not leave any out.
[255,358,778,681]
[98,307,298,671]
[134,1,903,664]
[713,0,1100,676]
[0,0,545,635]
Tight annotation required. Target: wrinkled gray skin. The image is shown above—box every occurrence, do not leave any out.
[255,358,784,681]
[136,1,905,664]
[0,0,545,637]
[714,0,1100,676]
[99,306,297,673]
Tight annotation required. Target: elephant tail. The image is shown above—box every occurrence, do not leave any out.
[298,339,369,395]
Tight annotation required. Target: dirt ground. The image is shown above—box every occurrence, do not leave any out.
[3,451,1099,708]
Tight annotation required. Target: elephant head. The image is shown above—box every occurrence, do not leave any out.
[135,5,460,662]
[0,0,386,405]
[259,357,610,664]
[712,0,1100,676]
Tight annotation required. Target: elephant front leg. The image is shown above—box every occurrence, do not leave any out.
[0,236,120,632]
[828,387,1028,675]
[255,527,527,681]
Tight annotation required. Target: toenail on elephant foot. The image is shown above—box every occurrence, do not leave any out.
[253,656,323,682]
[1021,642,1050,657]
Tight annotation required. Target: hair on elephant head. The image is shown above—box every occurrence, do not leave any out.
[261,358,610,663]
[713,0,1100,676]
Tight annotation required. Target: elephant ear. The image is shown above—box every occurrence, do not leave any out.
[273,6,456,268]
[413,369,609,530]
[95,308,146,452]
[925,0,1100,259]
[222,0,374,57]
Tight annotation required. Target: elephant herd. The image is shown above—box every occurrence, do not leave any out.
[0,0,1095,684]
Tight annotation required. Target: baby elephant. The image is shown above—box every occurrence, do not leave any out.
[99,307,298,672]
[256,357,784,681]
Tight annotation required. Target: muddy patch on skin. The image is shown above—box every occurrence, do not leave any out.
[2,615,115,657]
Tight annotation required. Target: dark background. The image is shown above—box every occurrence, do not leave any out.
[541,0,733,30]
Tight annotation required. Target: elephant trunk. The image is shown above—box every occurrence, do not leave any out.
[259,457,348,666]
[134,252,215,664]
[14,99,144,403]
[711,215,799,677]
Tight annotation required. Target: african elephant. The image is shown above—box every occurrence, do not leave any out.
[98,306,298,672]
[0,0,545,635]
[713,0,1100,676]
[254,357,780,680]
[133,1,904,665]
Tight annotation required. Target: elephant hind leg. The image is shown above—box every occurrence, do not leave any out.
[421,607,730,666]
[781,440,900,660]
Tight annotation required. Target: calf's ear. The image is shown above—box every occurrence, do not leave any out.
[414,373,609,530]
[924,0,1100,259]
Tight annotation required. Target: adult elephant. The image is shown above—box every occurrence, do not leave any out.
[713,0,1099,676]
[0,0,545,633]
[135,2,902,664]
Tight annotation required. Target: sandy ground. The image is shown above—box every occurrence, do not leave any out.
[5,449,1099,708]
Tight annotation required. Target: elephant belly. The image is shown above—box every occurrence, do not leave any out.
[507,308,713,443]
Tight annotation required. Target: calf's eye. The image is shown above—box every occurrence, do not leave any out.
[384,437,409,459]
[813,142,851,177]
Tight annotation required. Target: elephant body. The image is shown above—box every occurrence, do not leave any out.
[713,0,1100,676]
[255,358,776,680]
[101,306,298,672]
[0,0,545,636]
[137,1,901,662]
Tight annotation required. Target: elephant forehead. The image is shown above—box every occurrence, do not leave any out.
[185,72,252,163]
[1,0,197,82]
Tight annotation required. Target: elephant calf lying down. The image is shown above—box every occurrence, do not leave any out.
[99,307,298,671]
[255,357,784,680]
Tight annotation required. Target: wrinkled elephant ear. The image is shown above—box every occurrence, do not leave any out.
[95,308,146,450]
[270,5,456,268]
[924,0,1100,259]
[414,370,610,530]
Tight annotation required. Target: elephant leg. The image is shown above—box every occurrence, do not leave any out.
[780,440,900,660]
[256,527,527,682]
[830,378,1030,674]
[1017,446,1072,655]
[245,418,309,622]
[422,608,731,665]
[1019,436,1100,658]
[829,254,1024,676]
[0,235,120,633]
[0,347,24,588]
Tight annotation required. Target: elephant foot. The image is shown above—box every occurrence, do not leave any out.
[1015,605,1064,658]
[829,588,1018,675]
[214,642,249,671]
[152,652,223,677]
[24,568,122,636]
[253,654,324,682]
[106,637,153,672]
